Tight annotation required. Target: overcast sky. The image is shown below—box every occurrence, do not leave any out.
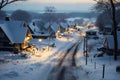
[4,0,96,13]
[29,0,95,3]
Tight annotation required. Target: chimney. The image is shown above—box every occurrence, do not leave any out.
[33,22,35,26]
[5,16,10,21]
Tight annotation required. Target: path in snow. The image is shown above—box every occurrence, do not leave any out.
[47,38,89,80]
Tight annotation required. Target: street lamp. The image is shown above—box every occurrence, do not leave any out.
[48,35,50,51]
[38,39,42,42]
[85,36,88,65]
[83,33,88,65]
[83,33,86,56]
[38,39,42,51]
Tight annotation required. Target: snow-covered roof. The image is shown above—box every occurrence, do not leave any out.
[105,31,120,49]
[44,22,51,29]
[118,23,120,27]
[76,26,84,29]
[86,22,94,26]
[67,21,75,26]
[32,19,41,22]
[106,35,114,49]
[0,21,28,44]
[86,29,99,33]
[117,31,120,47]
[51,22,59,33]
[104,25,112,28]
[60,22,68,28]
[29,23,40,33]
[83,28,99,33]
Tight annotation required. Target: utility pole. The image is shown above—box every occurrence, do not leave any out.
[83,37,85,56]
[47,23,51,51]
[110,0,118,60]
[85,37,88,65]
[67,28,69,40]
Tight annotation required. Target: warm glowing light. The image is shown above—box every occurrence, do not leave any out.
[24,37,31,42]
[81,32,86,37]
[38,39,42,42]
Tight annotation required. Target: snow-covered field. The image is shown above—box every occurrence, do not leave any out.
[0,28,120,80]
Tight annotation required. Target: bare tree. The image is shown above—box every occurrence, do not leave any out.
[0,0,27,10]
[44,6,56,13]
[94,0,120,60]
[110,0,118,60]
[41,6,67,23]
[42,6,57,22]
[11,10,32,22]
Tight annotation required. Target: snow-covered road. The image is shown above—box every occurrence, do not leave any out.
[0,29,120,80]
[0,31,83,80]
[47,38,83,80]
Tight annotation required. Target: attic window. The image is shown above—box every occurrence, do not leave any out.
[23,23,27,27]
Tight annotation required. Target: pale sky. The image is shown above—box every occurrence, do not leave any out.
[29,0,95,3]
[4,0,96,12]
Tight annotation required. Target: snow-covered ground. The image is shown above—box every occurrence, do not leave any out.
[76,38,120,80]
[0,28,120,80]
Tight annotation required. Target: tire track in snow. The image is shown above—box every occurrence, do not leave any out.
[47,38,82,80]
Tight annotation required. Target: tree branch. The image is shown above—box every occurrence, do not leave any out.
[0,0,27,10]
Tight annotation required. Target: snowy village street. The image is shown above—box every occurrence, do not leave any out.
[0,30,89,80]
[1,0,120,80]
[0,28,120,80]
[47,37,83,80]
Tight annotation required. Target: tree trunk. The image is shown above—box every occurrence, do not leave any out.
[110,0,118,60]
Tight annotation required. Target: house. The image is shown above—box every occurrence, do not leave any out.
[59,22,69,33]
[101,31,120,55]
[74,18,84,26]
[0,21,32,52]
[28,22,40,34]
[103,25,112,35]
[67,21,76,28]
[44,22,63,38]
[28,21,49,39]
[49,22,59,38]
[86,22,94,29]
[44,22,51,30]
[31,19,46,34]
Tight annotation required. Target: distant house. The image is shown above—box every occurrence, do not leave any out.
[59,22,69,33]
[28,22,40,34]
[117,23,120,31]
[28,21,49,39]
[67,21,76,28]
[74,18,84,26]
[0,21,32,52]
[103,25,112,35]
[86,22,94,29]
[32,19,46,34]
[102,31,120,55]
[44,22,51,30]
[49,22,59,37]
[44,22,68,38]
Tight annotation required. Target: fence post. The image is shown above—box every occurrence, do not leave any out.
[102,64,105,79]
[91,58,92,63]
[94,62,96,69]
